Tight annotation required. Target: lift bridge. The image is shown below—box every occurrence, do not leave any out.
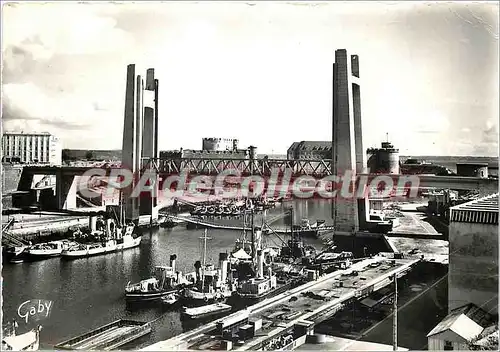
[16,155,499,213]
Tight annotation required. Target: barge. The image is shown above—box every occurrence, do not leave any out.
[54,319,151,350]
[181,303,232,320]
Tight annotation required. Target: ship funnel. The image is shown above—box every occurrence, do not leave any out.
[194,260,202,282]
[219,253,229,283]
[106,218,114,237]
[89,216,97,232]
[257,250,264,278]
[170,254,177,272]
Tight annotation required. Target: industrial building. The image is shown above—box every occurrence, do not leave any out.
[366,140,400,174]
[202,137,239,152]
[447,193,498,315]
[2,131,62,165]
[287,141,331,160]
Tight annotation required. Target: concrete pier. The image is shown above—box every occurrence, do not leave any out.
[142,256,420,351]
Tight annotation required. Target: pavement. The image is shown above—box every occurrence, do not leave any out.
[387,237,448,265]
[297,334,408,351]
[388,211,442,238]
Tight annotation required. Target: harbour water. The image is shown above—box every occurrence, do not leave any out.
[2,200,332,349]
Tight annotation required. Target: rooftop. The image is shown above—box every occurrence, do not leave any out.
[4,131,52,135]
[427,303,496,342]
[288,141,332,152]
[450,193,499,225]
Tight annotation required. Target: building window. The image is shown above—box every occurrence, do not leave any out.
[444,341,453,350]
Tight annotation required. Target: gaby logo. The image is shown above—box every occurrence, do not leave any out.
[78,168,421,200]
[17,299,53,324]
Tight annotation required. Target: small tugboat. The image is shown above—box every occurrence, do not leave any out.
[2,321,42,351]
[181,303,232,320]
[125,255,190,302]
[231,211,292,306]
[182,230,237,306]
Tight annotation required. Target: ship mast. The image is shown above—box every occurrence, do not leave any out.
[200,229,211,293]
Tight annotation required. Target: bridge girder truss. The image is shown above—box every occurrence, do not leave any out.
[145,157,333,177]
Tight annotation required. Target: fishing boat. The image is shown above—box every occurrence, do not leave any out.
[125,255,190,302]
[182,230,237,305]
[3,245,29,264]
[62,196,140,258]
[2,321,41,351]
[61,237,118,259]
[26,240,73,260]
[231,210,291,305]
[115,223,141,250]
[181,303,232,320]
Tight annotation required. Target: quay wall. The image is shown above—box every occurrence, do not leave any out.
[6,217,89,238]
[1,164,23,194]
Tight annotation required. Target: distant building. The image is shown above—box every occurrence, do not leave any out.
[202,137,239,152]
[2,131,62,165]
[456,163,489,178]
[448,193,498,315]
[160,146,252,160]
[287,141,331,160]
[366,141,400,174]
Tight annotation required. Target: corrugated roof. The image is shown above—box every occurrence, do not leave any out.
[450,193,499,224]
[427,303,494,339]
[451,193,499,212]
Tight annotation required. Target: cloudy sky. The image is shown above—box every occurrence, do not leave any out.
[2,1,499,156]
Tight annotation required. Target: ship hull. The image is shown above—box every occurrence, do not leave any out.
[61,245,117,259]
[230,282,293,307]
[116,237,141,250]
[125,289,178,302]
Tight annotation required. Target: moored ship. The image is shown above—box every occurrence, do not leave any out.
[27,240,73,260]
[182,230,237,306]
[61,202,140,259]
[125,255,191,302]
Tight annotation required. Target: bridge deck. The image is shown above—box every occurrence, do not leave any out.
[142,256,419,351]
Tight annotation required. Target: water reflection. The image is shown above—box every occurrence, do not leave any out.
[2,199,332,348]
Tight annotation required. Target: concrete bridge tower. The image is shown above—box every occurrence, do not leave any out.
[122,64,159,222]
[332,49,367,232]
